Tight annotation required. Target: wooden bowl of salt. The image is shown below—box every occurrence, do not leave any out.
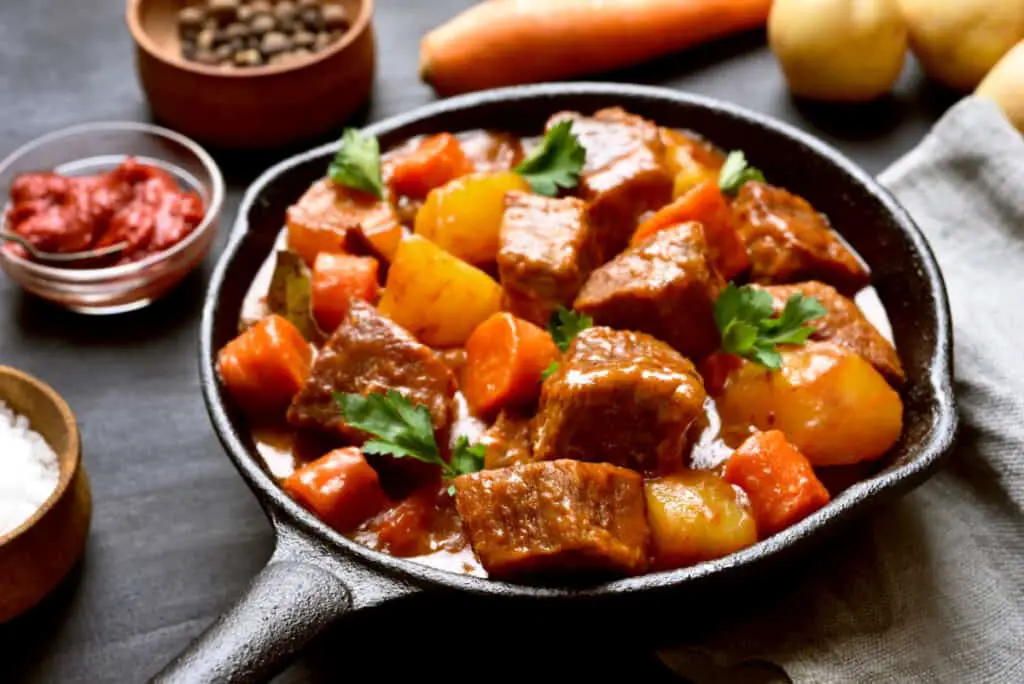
[0,366,91,623]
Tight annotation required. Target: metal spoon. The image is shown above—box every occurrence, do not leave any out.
[0,230,128,268]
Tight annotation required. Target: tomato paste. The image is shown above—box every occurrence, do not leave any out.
[4,158,204,265]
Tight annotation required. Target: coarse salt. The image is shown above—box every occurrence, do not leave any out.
[0,400,60,537]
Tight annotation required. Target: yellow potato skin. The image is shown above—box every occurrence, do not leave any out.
[378,235,503,347]
[414,171,531,264]
[714,342,903,466]
[644,471,758,570]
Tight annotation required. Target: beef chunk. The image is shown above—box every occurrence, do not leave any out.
[548,108,674,261]
[459,131,524,173]
[760,281,905,386]
[574,222,725,360]
[533,327,706,474]
[732,182,869,295]
[287,300,456,440]
[480,410,535,470]
[497,192,598,325]
[454,460,650,578]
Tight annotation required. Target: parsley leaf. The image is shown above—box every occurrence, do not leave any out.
[514,120,587,196]
[328,128,384,199]
[335,390,485,488]
[547,306,592,353]
[718,150,765,196]
[713,283,826,370]
[541,361,560,380]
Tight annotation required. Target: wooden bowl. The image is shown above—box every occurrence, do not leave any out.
[0,367,91,623]
[126,0,376,149]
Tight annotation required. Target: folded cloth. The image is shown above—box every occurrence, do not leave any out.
[658,97,1024,684]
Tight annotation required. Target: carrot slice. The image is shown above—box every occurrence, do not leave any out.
[283,447,388,532]
[463,312,560,416]
[387,133,474,199]
[311,253,380,333]
[631,179,750,279]
[286,179,403,265]
[420,0,773,96]
[724,430,830,536]
[216,314,313,416]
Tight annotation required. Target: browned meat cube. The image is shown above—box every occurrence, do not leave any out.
[760,281,905,386]
[497,192,598,325]
[479,410,535,470]
[574,222,725,360]
[533,327,706,474]
[548,108,674,261]
[732,182,869,295]
[287,300,456,440]
[454,460,650,578]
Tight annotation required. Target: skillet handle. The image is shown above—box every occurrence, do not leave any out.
[150,541,350,684]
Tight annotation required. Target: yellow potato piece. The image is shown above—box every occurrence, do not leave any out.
[769,0,907,102]
[898,0,1024,91]
[414,171,531,264]
[378,235,503,347]
[715,342,903,466]
[644,471,758,570]
[977,39,1024,133]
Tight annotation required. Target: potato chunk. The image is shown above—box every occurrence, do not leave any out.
[713,341,903,466]
[644,470,757,570]
[414,171,530,264]
[378,235,503,347]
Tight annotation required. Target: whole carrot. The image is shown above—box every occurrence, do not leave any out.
[420,0,773,96]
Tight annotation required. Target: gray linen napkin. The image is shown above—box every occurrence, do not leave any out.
[659,97,1024,683]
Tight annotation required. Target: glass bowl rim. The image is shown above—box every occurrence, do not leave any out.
[0,121,225,282]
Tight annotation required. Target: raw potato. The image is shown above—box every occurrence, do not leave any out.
[644,471,758,569]
[714,342,903,466]
[898,0,1024,90]
[414,171,530,264]
[769,0,908,102]
[977,40,1024,133]
[378,235,503,347]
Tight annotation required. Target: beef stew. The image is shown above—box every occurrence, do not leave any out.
[216,108,905,582]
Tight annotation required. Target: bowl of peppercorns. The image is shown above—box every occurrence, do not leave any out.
[126,0,374,148]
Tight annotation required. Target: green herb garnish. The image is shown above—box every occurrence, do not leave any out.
[266,250,324,343]
[713,283,826,369]
[718,150,765,196]
[541,361,560,380]
[336,390,484,494]
[328,128,384,199]
[546,305,592,353]
[514,120,587,197]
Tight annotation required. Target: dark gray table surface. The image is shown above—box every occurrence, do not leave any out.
[0,1,958,682]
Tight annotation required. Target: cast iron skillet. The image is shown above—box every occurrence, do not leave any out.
[157,83,956,683]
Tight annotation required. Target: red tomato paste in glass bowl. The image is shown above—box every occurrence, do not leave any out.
[5,158,205,265]
[0,122,223,314]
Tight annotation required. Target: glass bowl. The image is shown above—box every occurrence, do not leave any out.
[0,122,224,314]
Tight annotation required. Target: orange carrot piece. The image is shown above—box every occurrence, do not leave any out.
[420,0,772,96]
[387,133,474,199]
[286,179,403,265]
[311,253,380,333]
[632,179,750,279]
[216,315,313,416]
[283,447,388,532]
[724,430,830,536]
[463,312,560,416]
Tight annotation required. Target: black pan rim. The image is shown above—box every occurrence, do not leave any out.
[199,82,957,599]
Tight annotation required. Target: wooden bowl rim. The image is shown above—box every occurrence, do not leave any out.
[0,366,82,547]
[125,0,375,79]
